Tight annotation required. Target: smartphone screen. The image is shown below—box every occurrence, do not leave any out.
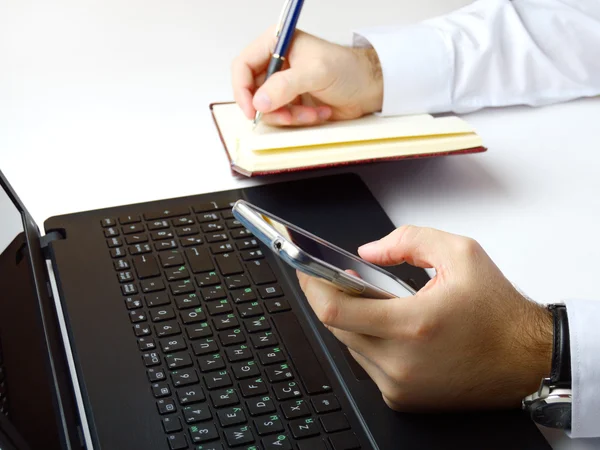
[261,211,415,299]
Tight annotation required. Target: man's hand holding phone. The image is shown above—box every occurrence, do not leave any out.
[297,225,554,411]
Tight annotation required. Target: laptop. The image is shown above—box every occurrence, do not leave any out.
[0,168,551,450]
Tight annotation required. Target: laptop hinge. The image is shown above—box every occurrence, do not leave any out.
[40,230,65,258]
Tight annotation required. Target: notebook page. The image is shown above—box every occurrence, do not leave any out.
[225,107,476,152]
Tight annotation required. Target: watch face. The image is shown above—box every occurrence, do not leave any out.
[532,403,572,429]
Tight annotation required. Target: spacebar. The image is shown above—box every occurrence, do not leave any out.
[272,312,332,395]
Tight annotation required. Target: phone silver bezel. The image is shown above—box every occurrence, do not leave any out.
[232,200,415,299]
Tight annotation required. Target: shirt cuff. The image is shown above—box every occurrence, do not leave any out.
[563,298,600,438]
[353,24,453,116]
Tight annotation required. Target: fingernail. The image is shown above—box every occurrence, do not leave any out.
[317,108,331,121]
[358,240,379,252]
[297,111,311,123]
[254,92,271,111]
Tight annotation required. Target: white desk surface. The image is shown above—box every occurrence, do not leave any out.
[1,1,599,448]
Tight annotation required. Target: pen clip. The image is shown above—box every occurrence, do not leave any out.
[275,0,293,37]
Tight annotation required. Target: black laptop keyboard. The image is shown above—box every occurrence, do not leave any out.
[101,202,361,450]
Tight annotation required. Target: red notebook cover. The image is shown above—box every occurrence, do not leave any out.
[210,102,487,177]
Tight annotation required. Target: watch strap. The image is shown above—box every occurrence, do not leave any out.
[549,304,571,385]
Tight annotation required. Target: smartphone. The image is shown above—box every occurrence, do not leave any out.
[232,200,416,299]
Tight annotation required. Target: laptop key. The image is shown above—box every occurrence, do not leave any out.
[151,307,175,322]
[213,314,239,331]
[247,260,276,285]
[113,259,130,271]
[243,316,270,333]
[298,438,328,450]
[197,212,219,223]
[110,247,126,258]
[230,287,256,304]
[155,321,181,337]
[167,266,190,282]
[101,217,116,227]
[272,312,333,395]
[151,230,174,241]
[134,323,152,337]
[257,285,283,299]
[247,396,276,416]
[236,239,259,251]
[225,344,252,362]
[183,405,212,423]
[145,292,171,307]
[225,274,250,289]
[215,254,243,276]
[167,433,188,450]
[239,377,268,398]
[262,435,293,450]
[210,243,234,254]
[129,310,146,323]
[210,388,239,408]
[196,272,220,287]
[250,331,277,349]
[219,329,245,347]
[240,249,264,261]
[141,279,165,293]
[265,364,293,383]
[170,280,195,296]
[147,368,166,382]
[189,423,219,444]
[160,251,185,268]
[186,323,212,340]
[176,226,199,237]
[237,302,263,319]
[148,220,170,231]
[281,399,310,420]
[320,413,350,433]
[119,214,141,225]
[157,398,177,415]
[199,355,227,374]
[177,387,205,405]
[185,248,214,273]
[217,406,247,427]
[145,207,190,221]
[125,234,148,245]
[202,285,226,301]
[289,417,320,439]
[231,361,260,380]
[107,237,122,248]
[224,425,255,446]
[156,240,178,251]
[123,223,145,235]
[201,223,224,233]
[273,382,301,401]
[152,382,171,398]
[162,416,182,433]
[165,353,193,370]
[206,233,228,244]
[173,216,194,226]
[312,394,341,414]
[122,283,138,296]
[231,229,252,239]
[181,307,206,324]
[192,338,218,356]
[143,352,161,367]
[328,431,360,450]
[125,297,142,310]
[171,368,199,387]
[138,336,156,350]
[254,414,284,436]
[265,298,291,314]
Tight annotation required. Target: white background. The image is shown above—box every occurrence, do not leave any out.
[1,1,599,448]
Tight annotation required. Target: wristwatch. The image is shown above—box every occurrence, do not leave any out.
[522,303,572,429]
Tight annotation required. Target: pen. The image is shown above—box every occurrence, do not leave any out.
[253,0,305,129]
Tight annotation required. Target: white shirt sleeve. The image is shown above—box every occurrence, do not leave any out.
[352,0,600,116]
[561,299,600,438]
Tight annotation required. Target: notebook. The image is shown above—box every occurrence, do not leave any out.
[210,102,486,177]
